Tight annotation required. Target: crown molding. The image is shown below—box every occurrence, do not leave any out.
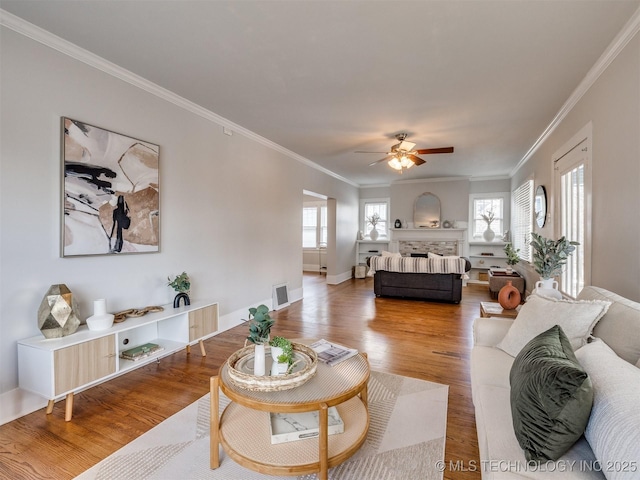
[469,174,511,182]
[392,176,470,185]
[511,5,640,176]
[0,9,359,188]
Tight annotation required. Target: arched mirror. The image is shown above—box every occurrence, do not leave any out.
[414,192,441,228]
[534,185,547,228]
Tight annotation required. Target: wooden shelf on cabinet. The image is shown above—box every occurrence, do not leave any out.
[18,300,218,421]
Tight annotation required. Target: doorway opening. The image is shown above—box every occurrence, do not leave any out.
[302,190,335,281]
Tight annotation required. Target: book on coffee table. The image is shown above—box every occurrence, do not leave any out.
[310,339,358,366]
[269,407,344,444]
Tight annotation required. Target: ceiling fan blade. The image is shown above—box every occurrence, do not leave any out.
[415,147,454,155]
[398,140,416,151]
[355,150,390,154]
[408,154,426,166]
[368,156,391,166]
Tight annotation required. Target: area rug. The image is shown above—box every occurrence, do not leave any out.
[75,371,448,480]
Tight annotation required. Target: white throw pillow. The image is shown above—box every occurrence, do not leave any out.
[497,295,611,357]
[575,339,640,480]
[381,250,401,258]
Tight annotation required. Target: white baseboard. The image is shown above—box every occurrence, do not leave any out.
[217,288,304,332]
[0,388,48,426]
[326,270,353,285]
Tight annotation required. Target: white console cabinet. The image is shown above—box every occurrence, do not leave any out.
[18,300,218,421]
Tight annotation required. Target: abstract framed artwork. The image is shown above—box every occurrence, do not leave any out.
[61,117,160,256]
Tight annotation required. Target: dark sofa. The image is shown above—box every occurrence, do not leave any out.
[370,254,472,303]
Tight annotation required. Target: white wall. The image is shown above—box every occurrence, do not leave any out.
[360,178,511,230]
[0,27,359,394]
[511,32,640,301]
[390,179,470,226]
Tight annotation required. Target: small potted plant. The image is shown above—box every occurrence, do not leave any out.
[529,232,579,298]
[269,336,294,375]
[367,212,381,240]
[168,271,191,308]
[503,243,520,274]
[246,305,274,376]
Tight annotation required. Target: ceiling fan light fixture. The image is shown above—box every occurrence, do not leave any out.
[388,157,403,170]
[400,155,414,168]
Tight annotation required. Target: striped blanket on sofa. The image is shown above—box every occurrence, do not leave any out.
[368,255,468,276]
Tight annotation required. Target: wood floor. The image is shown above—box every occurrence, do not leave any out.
[0,274,490,480]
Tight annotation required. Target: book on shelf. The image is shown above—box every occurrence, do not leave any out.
[310,339,358,366]
[120,342,164,361]
[269,407,344,444]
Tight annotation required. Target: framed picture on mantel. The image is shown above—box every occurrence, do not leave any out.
[61,117,160,257]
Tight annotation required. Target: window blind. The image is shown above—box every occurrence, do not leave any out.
[512,180,533,261]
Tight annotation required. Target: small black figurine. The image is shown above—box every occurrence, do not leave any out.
[394,219,402,228]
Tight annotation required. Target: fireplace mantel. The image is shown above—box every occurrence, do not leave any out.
[389,228,468,257]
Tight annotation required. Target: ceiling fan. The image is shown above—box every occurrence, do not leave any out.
[355,133,454,172]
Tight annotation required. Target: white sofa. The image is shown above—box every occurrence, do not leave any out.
[471,286,640,479]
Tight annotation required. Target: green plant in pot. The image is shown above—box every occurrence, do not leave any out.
[246,305,274,345]
[246,305,274,376]
[529,232,579,298]
[168,272,191,308]
[503,243,520,273]
[269,336,294,375]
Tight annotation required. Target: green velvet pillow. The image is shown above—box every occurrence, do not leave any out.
[509,325,593,462]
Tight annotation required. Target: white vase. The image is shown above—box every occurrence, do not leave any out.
[269,346,290,375]
[86,299,115,331]
[483,226,495,242]
[534,278,563,300]
[370,227,379,241]
[254,343,266,376]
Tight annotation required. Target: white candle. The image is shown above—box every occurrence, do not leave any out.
[94,299,106,316]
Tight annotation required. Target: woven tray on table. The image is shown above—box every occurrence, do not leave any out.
[226,342,318,392]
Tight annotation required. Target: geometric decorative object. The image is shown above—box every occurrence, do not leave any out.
[173,292,191,308]
[498,280,521,310]
[37,284,81,338]
[62,117,160,257]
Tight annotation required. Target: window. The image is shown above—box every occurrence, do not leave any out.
[469,194,507,240]
[361,199,389,238]
[556,153,587,297]
[302,203,327,248]
[511,179,533,261]
[554,124,591,298]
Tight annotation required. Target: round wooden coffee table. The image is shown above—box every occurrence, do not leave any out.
[210,345,370,480]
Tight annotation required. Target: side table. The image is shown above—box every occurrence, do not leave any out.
[480,301,519,319]
[488,270,525,299]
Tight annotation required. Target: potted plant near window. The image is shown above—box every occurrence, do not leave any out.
[246,304,274,376]
[367,213,381,240]
[529,233,579,299]
[503,243,520,274]
[269,336,294,375]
